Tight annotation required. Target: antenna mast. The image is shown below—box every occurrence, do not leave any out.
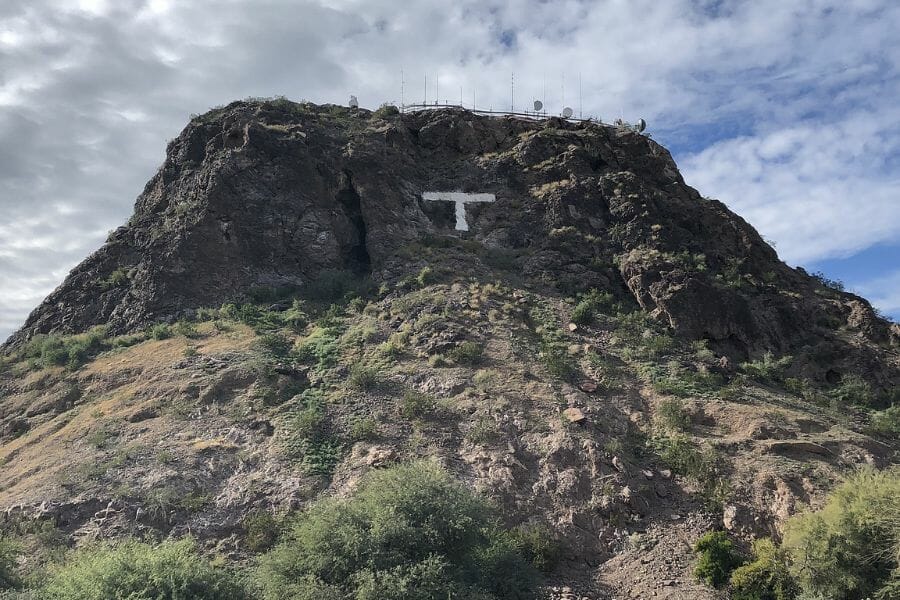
[511,72,515,112]
[579,72,582,118]
[401,68,405,107]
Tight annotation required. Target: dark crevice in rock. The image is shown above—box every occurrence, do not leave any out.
[336,172,371,274]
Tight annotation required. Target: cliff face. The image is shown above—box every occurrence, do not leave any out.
[7,100,898,392]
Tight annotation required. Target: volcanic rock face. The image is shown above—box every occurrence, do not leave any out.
[7,100,898,391]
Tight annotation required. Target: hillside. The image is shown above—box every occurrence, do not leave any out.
[1,99,898,599]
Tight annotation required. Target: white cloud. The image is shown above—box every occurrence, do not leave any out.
[853,270,900,318]
[1,0,900,341]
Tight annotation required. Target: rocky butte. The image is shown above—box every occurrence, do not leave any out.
[0,98,897,599]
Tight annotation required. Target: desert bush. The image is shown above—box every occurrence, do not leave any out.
[98,267,129,290]
[509,524,561,574]
[656,398,690,432]
[149,323,173,340]
[693,531,744,588]
[348,416,378,441]
[347,364,380,391]
[243,511,281,553]
[810,271,845,292]
[729,538,798,600]
[740,352,792,384]
[782,467,900,600]
[869,405,900,436]
[256,332,293,358]
[448,341,484,366]
[539,341,575,379]
[41,538,247,600]
[570,289,616,325]
[0,537,21,591]
[20,326,110,370]
[827,374,876,408]
[400,390,435,420]
[255,461,539,600]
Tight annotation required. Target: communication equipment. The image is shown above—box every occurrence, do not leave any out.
[636,118,647,132]
[562,107,573,118]
[533,100,543,112]
[349,95,359,109]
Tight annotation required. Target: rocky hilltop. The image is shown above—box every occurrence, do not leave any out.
[0,99,898,599]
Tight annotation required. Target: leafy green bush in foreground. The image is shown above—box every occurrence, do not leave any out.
[41,538,247,600]
[782,467,900,600]
[256,461,540,600]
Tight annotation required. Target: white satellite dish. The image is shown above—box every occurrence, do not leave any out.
[636,118,647,132]
[562,107,573,118]
[533,100,543,112]
[349,95,359,109]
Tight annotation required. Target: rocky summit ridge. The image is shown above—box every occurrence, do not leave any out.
[0,98,898,599]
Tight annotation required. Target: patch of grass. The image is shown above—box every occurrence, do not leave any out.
[399,390,436,420]
[466,416,500,445]
[348,416,378,442]
[656,398,691,432]
[570,289,617,325]
[347,364,380,391]
[448,341,484,366]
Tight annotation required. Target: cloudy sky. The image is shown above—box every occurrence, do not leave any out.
[1,0,899,341]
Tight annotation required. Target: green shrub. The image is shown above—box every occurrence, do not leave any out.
[0,537,21,591]
[827,374,876,408]
[693,531,744,588]
[570,289,616,325]
[448,341,484,366]
[255,461,540,600]
[539,341,575,379]
[400,390,435,420]
[294,325,342,371]
[509,525,561,574]
[20,327,110,371]
[740,352,792,384]
[782,467,900,600]
[656,398,690,432]
[869,405,900,436]
[256,332,293,358]
[173,320,199,338]
[41,538,247,600]
[149,323,173,340]
[243,511,281,553]
[98,267,129,290]
[810,271,845,292]
[347,364,380,391]
[415,266,435,288]
[348,416,378,441]
[729,538,798,600]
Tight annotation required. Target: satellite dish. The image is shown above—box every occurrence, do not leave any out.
[636,118,647,132]
[533,100,543,112]
[562,107,573,118]
[348,95,359,109]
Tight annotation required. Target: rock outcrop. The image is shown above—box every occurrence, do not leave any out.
[7,99,897,396]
